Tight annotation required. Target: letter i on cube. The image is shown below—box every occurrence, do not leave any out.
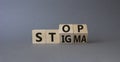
[59,24,74,44]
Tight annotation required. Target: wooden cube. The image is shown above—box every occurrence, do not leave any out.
[59,34,73,44]
[59,24,74,44]
[46,29,60,44]
[32,30,46,44]
[73,24,88,43]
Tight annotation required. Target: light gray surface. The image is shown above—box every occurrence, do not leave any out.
[0,0,120,62]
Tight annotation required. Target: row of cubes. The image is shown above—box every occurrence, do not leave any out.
[32,24,88,44]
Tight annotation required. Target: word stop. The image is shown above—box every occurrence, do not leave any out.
[32,24,88,44]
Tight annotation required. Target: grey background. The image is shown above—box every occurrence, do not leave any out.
[0,0,120,62]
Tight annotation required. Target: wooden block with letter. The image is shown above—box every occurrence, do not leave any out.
[73,24,88,43]
[46,29,60,44]
[32,30,46,44]
[59,24,74,44]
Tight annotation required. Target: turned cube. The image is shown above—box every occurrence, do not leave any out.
[73,24,88,43]
[59,24,74,44]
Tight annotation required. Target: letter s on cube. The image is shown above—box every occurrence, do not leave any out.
[32,30,46,44]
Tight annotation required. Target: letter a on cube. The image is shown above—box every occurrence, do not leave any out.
[73,24,88,43]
